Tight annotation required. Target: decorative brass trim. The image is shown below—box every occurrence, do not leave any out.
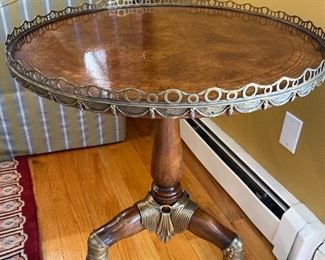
[136,192,198,242]
[222,237,244,260]
[5,0,325,118]
[86,232,108,260]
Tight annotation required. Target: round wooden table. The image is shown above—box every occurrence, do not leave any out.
[5,1,325,259]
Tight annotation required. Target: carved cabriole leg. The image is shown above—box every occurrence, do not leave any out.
[86,119,243,259]
[188,208,244,259]
[87,206,143,260]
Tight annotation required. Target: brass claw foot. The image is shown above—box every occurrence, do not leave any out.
[86,232,108,260]
[136,192,198,242]
[222,237,244,260]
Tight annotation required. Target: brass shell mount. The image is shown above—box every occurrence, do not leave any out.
[136,192,198,242]
[222,237,244,260]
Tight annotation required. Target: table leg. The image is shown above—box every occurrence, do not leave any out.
[87,119,243,259]
[188,208,244,259]
[87,206,143,260]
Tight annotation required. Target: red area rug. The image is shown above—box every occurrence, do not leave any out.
[0,157,40,260]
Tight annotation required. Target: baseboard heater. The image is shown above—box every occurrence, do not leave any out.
[181,118,325,260]
[186,119,289,219]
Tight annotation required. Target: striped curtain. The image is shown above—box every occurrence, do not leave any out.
[0,0,126,161]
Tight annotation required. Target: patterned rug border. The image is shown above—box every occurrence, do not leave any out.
[0,157,40,260]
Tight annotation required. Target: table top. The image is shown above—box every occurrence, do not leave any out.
[5,1,325,118]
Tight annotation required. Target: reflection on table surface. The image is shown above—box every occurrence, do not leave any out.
[14,6,325,93]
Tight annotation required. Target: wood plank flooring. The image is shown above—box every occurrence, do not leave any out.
[28,118,275,260]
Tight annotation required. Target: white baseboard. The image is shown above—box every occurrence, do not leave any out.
[314,244,325,260]
[180,119,325,260]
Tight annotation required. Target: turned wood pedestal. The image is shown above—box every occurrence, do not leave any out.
[86,119,243,259]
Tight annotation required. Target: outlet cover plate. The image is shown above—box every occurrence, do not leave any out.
[279,112,303,154]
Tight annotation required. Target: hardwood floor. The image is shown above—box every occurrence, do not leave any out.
[28,118,275,260]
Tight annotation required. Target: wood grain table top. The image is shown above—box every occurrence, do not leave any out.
[14,7,325,93]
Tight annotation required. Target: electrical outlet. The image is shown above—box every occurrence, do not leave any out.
[279,112,303,154]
